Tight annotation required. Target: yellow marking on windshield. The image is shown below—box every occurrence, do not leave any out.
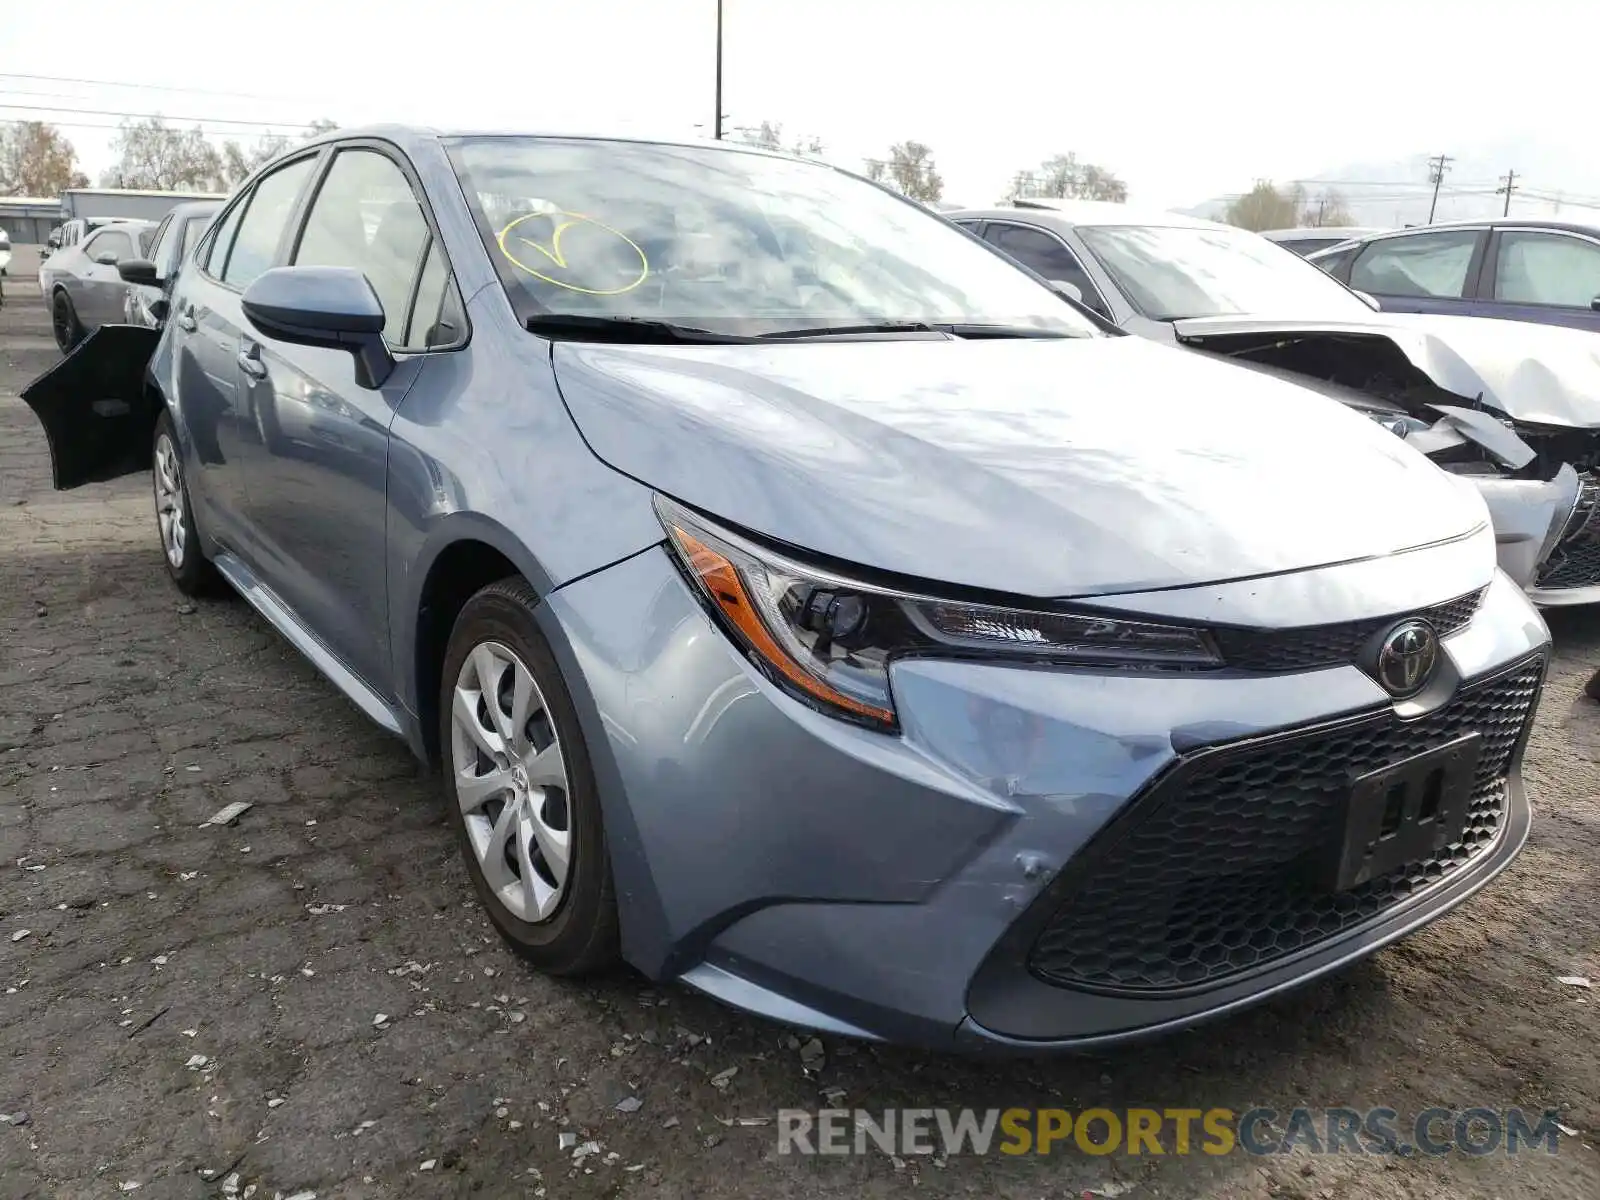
[496,210,649,296]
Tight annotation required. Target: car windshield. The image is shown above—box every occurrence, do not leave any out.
[1076,224,1373,321]
[446,136,1099,338]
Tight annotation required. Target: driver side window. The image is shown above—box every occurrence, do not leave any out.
[83,229,134,263]
[982,222,1112,318]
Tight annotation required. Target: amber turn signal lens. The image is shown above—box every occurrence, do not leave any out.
[668,524,896,725]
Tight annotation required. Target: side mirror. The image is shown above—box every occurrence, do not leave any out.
[1048,278,1084,304]
[241,266,394,389]
[94,251,120,267]
[117,258,159,286]
[1355,290,1381,311]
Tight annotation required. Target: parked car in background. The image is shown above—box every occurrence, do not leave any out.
[119,200,222,328]
[39,216,118,263]
[21,127,1551,1050]
[0,225,11,274]
[950,199,1600,604]
[1261,226,1386,256]
[38,219,156,352]
[1307,219,1600,332]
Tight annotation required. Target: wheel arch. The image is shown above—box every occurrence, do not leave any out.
[404,514,560,767]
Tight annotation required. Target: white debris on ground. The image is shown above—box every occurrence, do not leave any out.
[200,801,253,827]
[1557,975,1592,988]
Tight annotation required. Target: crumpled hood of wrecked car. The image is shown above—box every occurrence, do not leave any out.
[550,334,1487,599]
[1174,312,1600,429]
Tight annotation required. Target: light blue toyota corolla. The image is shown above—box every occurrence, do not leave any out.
[24,127,1551,1051]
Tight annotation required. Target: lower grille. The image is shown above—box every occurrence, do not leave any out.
[1027,656,1544,994]
[1212,589,1483,673]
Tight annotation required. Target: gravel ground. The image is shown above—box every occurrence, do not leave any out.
[2,247,1599,1199]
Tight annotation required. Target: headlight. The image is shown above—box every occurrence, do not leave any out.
[655,497,1221,730]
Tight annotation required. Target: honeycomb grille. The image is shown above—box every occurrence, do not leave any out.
[1212,590,1483,673]
[1027,657,1544,994]
[1537,479,1600,590]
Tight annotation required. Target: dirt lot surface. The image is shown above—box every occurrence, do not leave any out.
[2,248,1599,1199]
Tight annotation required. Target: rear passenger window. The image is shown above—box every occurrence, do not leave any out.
[222,155,316,288]
[293,149,434,346]
[1350,230,1478,299]
[1493,231,1600,308]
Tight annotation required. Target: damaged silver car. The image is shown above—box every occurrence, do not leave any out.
[950,201,1600,605]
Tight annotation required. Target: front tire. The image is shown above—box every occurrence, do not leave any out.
[439,578,619,975]
[51,290,82,354]
[152,410,219,596]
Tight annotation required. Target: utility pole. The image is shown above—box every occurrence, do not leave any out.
[713,0,724,140]
[1426,153,1453,223]
[1497,169,1518,217]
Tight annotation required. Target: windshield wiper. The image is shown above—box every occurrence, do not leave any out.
[936,323,1084,339]
[756,321,1084,341]
[524,314,755,344]
[756,321,940,340]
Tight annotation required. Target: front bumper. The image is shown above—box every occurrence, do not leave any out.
[1528,473,1600,606]
[539,542,1550,1051]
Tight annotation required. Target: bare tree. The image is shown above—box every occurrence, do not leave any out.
[304,118,339,138]
[0,122,87,196]
[102,118,223,191]
[731,120,824,159]
[866,141,943,203]
[219,132,292,188]
[1223,181,1307,231]
[1008,153,1128,203]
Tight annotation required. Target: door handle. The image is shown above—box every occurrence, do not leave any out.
[176,309,197,332]
[237,342,268,381]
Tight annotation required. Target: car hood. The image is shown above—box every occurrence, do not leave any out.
[1173,313,1600,429]
[551,335,1485,598]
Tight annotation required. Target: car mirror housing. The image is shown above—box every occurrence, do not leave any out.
[1049,278,1084,304]
[117,258,160,286]
[241,266,395,389]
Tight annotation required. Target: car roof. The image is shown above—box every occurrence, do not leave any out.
[947,199,1233,232]
[1349,217,1600,240]
[301,122,808,163]
[1260,226,1385,241]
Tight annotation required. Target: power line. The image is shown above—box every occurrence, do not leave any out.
[0,71,317,104]
[0,100,317,131]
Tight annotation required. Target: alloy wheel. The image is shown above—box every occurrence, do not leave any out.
[153,433,186,568]
[450,641,572,923]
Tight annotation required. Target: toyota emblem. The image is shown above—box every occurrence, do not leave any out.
[1375,619,1440,698]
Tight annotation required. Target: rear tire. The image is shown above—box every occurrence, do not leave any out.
[152,410,219,597]
[438,578,620,975]
[51,290,82,354]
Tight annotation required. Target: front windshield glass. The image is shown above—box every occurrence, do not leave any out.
[1077,224,1373,321]
[446,136,1098,337]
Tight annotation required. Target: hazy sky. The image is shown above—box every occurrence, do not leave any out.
[2,0,1594,209]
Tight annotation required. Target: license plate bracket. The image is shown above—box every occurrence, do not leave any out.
[1325,732,1483,891]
